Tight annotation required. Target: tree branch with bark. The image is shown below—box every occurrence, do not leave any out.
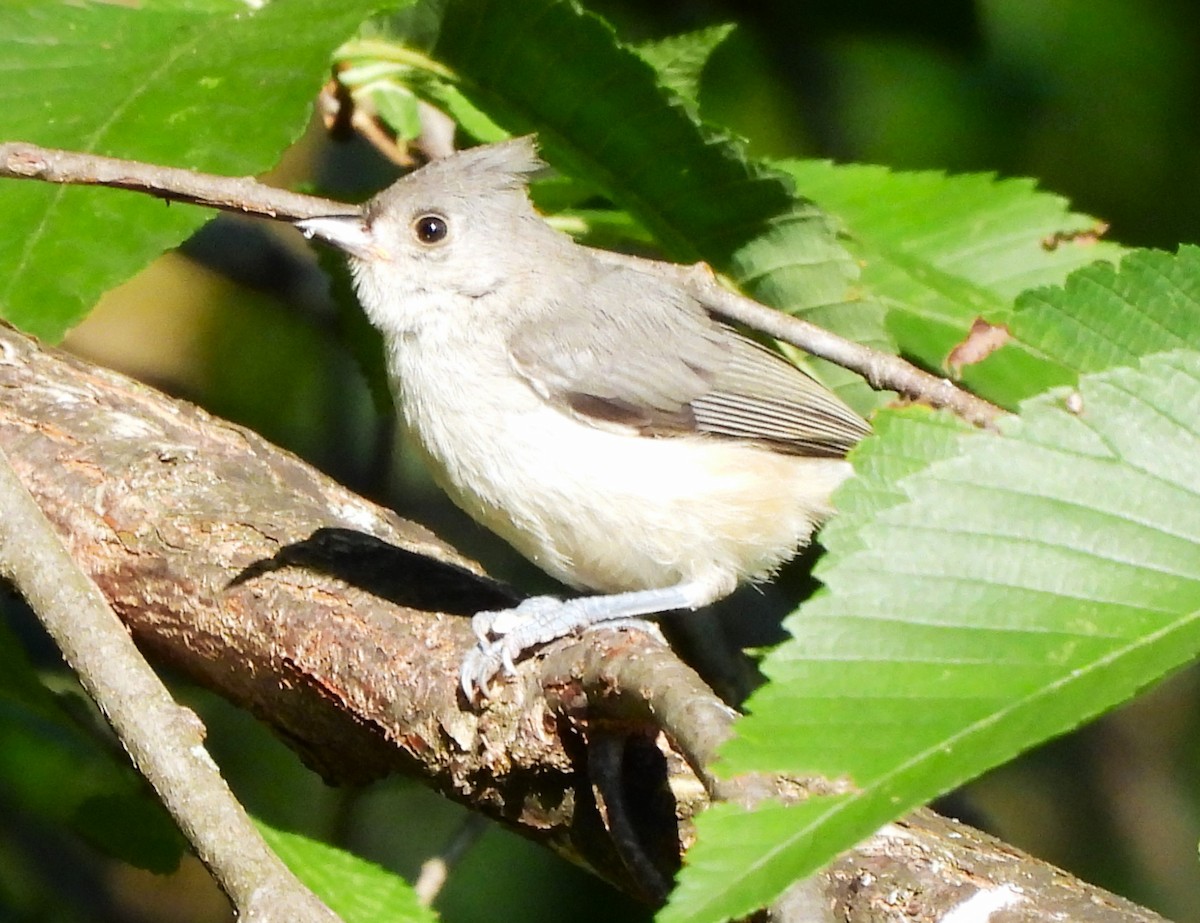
[0,320,1164,921]
[0,143,1168,921]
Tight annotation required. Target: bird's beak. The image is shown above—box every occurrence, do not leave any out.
[294,214,385,261]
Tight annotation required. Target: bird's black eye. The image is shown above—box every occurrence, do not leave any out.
[413,213,449,245]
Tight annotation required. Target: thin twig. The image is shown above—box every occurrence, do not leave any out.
[542,631,737,798]
[0,141,1004,427]
[413,814,489,906]
[0,141,344,220]
[595,252,1006,428]
[0,443,341,923]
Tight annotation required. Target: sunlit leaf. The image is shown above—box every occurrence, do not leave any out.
[0,0,401,339]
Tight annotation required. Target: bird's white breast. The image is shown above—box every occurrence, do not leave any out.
[387,313,851,596]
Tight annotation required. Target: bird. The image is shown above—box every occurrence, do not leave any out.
[295,136,870,699]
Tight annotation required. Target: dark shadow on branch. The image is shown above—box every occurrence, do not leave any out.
[231,526,518,616]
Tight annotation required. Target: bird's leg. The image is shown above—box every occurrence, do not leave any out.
[460,577,725,699]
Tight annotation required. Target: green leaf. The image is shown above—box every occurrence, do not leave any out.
[0,0,401,340]
[258,822,436,923]
[781,160,1127,406]
[0,615,186,873]
[389,0,861,323]
[676,242,1200,918]
[661,798,854,923]
[634,23,736,110]
[74,791,185,874]
[370,84,425,140]
[1010,245,1200,392]
[667,348,1200,922]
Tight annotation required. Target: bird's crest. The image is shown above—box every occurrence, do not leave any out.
[439,135,546,189]
[372,135,547,214]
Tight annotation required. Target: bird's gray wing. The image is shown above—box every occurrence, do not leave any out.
[507,262,869,458]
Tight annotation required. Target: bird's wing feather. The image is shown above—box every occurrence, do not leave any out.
[507,262,869,457]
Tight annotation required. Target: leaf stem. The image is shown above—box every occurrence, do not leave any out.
[335,38,457,80]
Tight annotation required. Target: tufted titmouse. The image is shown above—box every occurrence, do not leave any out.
[296,137,870,698]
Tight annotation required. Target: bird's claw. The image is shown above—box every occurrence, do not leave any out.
[457,595,667,703]
[460,595,562,701]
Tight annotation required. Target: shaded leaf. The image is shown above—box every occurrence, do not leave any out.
[634,23,736,110]
[0,616,186,872]
[74,792,184,874]
[389,0,861,320]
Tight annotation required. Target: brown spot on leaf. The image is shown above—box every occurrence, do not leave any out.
[1041,221,1110,251]
[946,318,1011,377]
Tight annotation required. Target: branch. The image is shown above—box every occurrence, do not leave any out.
[0,433,339,920]
[0,141,344,220]
[0,320,677,896]
[589,251,1005,428]
[0,324,1169,921]
[679,262,1006,427]
[0,141,1002,426]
